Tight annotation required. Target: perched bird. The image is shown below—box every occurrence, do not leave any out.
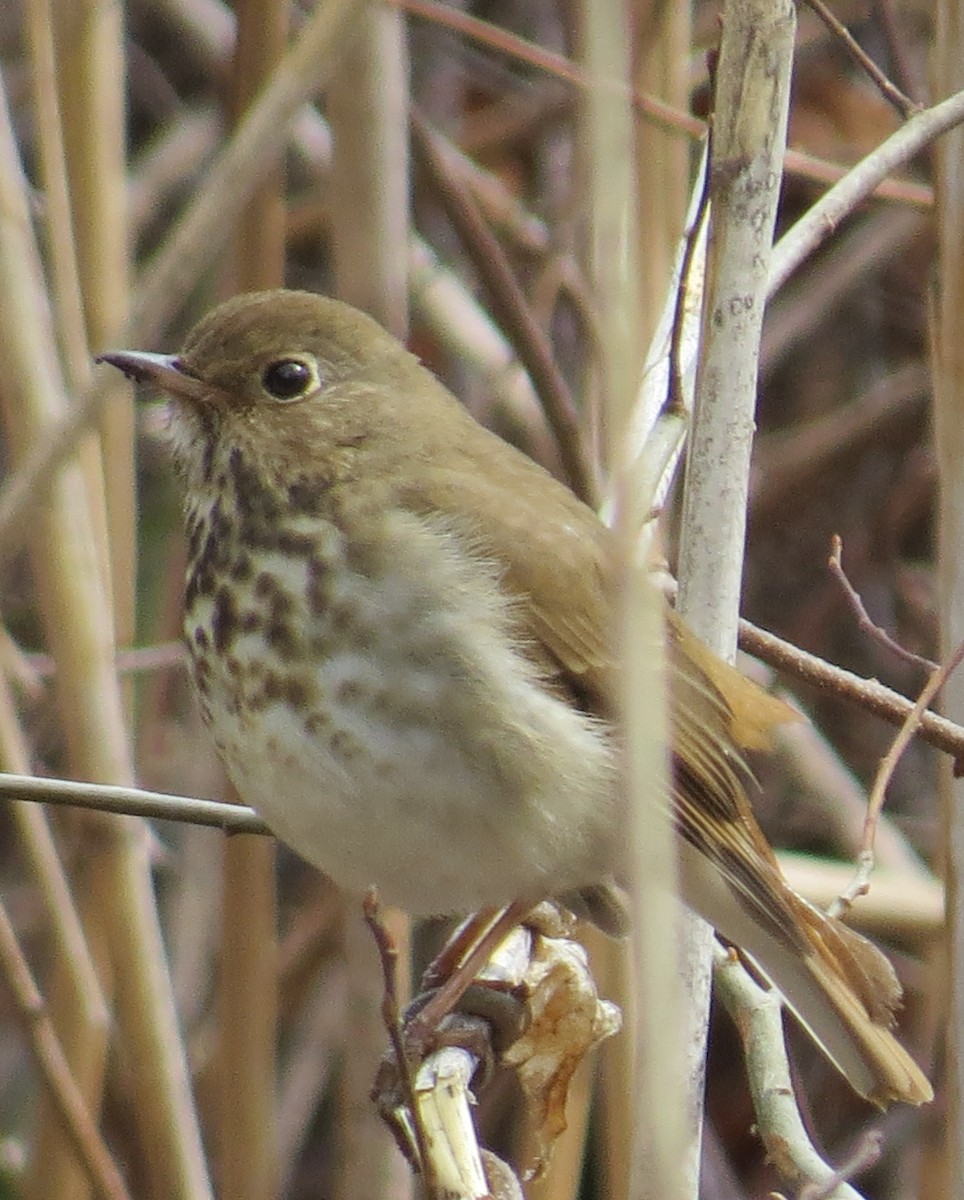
[100,289,931,1106]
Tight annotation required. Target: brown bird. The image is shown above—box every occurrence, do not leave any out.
[99,289,931,1107]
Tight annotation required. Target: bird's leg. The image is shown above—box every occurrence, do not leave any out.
[404,898,533,1057]
[420,905,504,989]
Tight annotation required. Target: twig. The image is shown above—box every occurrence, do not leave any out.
[870,0,924,106]
[767,692,929,875]
[21,641,186,679]
[407,900,532,1045]
[784,145,932,208]
[0,773,269,832]
[712,944,865,1200]
[777,854,942,941]
[770,86,964,296]
[667,157,712,415]
[362,890,435,1195]
[737,617,964,764]
[797,1130,883,1200]
[831,637,964,918]
[599,139,708,534]
[828,534,937,673]
[802,0,917,116]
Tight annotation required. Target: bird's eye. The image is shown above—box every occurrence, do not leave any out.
[261,358,315,401]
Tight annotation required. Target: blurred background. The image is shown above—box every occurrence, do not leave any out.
[0,1,950,1198]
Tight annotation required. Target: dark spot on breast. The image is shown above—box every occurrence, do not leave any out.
[266,619,299,660]
[336,678,363,705]
[193,655,211,696]
[187,501,242,610]
[269,590,294,619]
[304,712,330,735]
[210,502,234,545]
[276,530,316,557]
[330,729,359,762]
[187,521,203,562]
[254,572,272,598]
[230,555,253,582]
[306,557,331,614]
[211,585,239,654]
[283,678,311,708]
[253,674,312,710]
[309,633,333,657]
[288,477,331,514]
[193,626,210,651]
[240,611,262,633]
[369,688,394,717]
[229,447,282,526]
[330,607,351,634]
[253,572,295,618]
[192,406,221,481]
[186,563,216,610]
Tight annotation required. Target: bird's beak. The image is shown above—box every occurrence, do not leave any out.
[96,350,209,402]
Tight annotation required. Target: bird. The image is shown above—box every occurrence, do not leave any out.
[99,288,932,1107]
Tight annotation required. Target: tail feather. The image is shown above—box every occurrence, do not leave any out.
[679,840,932,1106]
[666,619,931,1106]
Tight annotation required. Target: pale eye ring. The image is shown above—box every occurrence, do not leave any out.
[261,357,315,401]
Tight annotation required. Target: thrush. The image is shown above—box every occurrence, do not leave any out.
[99,288,931,1106]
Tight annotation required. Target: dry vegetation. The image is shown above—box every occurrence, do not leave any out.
[0,1,957,1198]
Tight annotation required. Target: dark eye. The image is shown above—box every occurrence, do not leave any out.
[261,358,314,400]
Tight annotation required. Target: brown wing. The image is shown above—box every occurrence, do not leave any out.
[395,431,930,1102]
[399,438,616,703]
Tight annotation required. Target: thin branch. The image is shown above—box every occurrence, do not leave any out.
[831,638,964,918]
[802,0,917,116]
[770,86,964,296]
[712,944,865,1200]
[667,165,711,415]
[797,1131,883,1200]
[737,617,964,763]
[22,641,186,679]
[828,534,937,673]
[784,145,932,208]
[870,0,924,106]
[363,890,436,1196]
[0,773,269,833]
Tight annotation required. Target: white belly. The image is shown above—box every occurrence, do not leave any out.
[184,502,618,916]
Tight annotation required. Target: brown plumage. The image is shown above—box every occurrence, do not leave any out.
[99,289,931,1107]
